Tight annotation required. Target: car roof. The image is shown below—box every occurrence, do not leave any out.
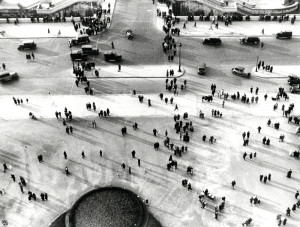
[82,45,92,48]
[78,34,89,38]
[235,67,245,70]
[71,50,83,54]
[104,51,116,54]
[199,63,206,68]
[0,71,13,77]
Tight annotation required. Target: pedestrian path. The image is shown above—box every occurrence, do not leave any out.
[252,65,300,78]
[80,64,184,78]
[0,0,115,39]
[156,4,300,37]
[0,92,196,120]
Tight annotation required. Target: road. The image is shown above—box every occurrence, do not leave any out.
[0,0,299,96]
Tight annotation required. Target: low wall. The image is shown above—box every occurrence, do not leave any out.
[174,14,300,21]
[236,2,299,15]
[0,17,81,23]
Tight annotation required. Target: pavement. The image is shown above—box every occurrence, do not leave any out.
[252,65,300,78]
[0,0,115,39]
[157,4,300,37]
[76,64,184,78]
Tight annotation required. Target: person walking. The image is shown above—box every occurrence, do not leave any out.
[243,152,247,160]
[287,169,292,178]
[118,64,121,72]
[63,151,67,159]
[31,52,35,60]
[257,126,261,133]
[231,180,236,189]
[295,190,299,199]
[3,163,8,172]
[111,41,114,49]
[131,150,136,158]
[2,63,6,70]
[262,28,264,35]
[81,150,85,159]
[65,167,69,175]
[138,159,141,167]
[99,150,103,157]
[174,104,179,111]
[11,174,16,182]
[129,166,131,174]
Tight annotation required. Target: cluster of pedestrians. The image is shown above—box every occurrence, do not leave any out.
[13,97,28,105]
[259,174,271,183]
[257,60,273,72]
[26,52,35,60]
[243,152,257,160]
[211,109,222,118]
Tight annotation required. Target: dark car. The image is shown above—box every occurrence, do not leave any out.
[198,63,207,75]
[18,40,36,50]
[290,85,300,93]
[288,75,300,85]
[232,67,251,78]
[202,37,222,45]
[81,45,99,55]
[104,51,122,62]
[0,71,18,81]
[239,36,260,45]
[69,34,90,46]
[276,31,292,39]
[70,50,87,61]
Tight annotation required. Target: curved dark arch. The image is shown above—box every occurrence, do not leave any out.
[66,187,147,227]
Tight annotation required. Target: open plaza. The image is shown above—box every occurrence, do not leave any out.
[0,0,300,226]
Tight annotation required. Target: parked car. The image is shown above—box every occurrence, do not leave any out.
[70,50,87,61]
[276,31,292,39]
[202,37,222,45]
[0,71,18,81]
[232,67,251,78]
[69,34,90,46]
[198,63,207,75]
[125,29,133,40]
[290,85,300,93]
[104,51,122,62]
[288,74,300,85]
[18,40,36,50]
[239,36,260,45]
[81,45,99,55]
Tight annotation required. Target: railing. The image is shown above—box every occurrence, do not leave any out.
[25,0,45,9]
[36,0,99,14]
[203,0,239,12]
[236,1,299,15]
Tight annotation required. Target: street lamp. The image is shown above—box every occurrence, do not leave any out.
[255,56,259,72]
[178,42,182,72]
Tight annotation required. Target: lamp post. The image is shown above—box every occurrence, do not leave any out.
[178,42,182,72]
[255,56,259,72]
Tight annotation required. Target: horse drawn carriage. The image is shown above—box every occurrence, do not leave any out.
[202,95,213,102]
